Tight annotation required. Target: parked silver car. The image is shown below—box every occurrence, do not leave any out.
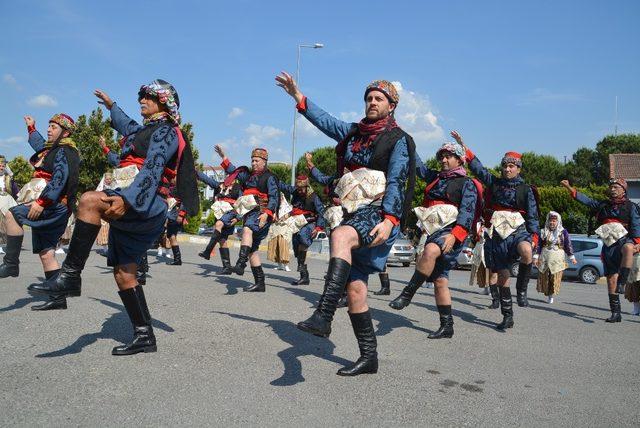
[387,233,416,267]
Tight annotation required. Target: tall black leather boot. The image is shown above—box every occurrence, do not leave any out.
[199,230,220,260]
[292,251,309,285]
[233,245,251,276]
[337,310,378,376]
[31,269,67,311]
[428,305,454,339]
[605,294,622,323]
[488,284,500,309]
[295,248,306,272]
[0,234,23,278]
[28,220,100,298]
[389,270,427,310]
[245,265,266,292]
[373,272,391,295]
[297,257,351,338]
[515,263,532,307]
[218,247,233,275]
[497,286,514,330]
[112,286,157,355]
[616,267,631,295]
[167,246,182,266]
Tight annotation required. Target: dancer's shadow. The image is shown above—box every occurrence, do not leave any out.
[213,310,352,386]
[212,274,251,295]
[35,298,174,358]
[0,276,50,312]
[526,302,599,323]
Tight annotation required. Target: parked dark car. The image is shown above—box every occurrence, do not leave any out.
[510,234,604,284]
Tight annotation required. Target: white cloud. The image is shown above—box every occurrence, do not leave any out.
[244,123,285,147]
[27,94,58,108]
[392,81,445,154]
[518,88,584,106]
[228,107,244,119]
[0,136,26,147]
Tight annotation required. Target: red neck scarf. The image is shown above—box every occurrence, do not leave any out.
[351,116,398,152]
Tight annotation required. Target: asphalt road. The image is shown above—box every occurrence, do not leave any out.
[1,233,638,426]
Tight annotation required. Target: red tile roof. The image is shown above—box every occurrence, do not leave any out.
[609,154,640,180]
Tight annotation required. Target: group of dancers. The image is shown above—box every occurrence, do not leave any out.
[1,73,638,377]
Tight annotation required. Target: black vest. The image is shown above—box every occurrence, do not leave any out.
[126,122,178,172]
[31,145,80,207]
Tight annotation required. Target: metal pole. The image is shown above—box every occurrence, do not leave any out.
[290,45,302,185]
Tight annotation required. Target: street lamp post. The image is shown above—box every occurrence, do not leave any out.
[290,43,323,185]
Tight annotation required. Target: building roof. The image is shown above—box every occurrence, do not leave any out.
[609,153,640,180]
[203,165,224,172]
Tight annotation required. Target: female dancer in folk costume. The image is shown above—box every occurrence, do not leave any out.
[534,211,577,303]
[278,175,325,285]
[197,170,242,274]
[277,72,416,376]
[0,156,19,255]
[388,139,479,339]
[458,131,540,331]
[266,195,296,272]
[562,179,640,323]
[30,80,198,354]
[95,169,117,256]
[0,114,80,313]
[214,144,279,292]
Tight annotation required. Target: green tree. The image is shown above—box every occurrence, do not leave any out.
[520,152,565,187]
[592,134,640,184]
[564,147,597,187]
[8,156,33,188]
[269,163,292,184]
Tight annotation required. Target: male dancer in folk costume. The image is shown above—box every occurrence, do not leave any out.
[304,151,392,301]
[214,144,279,292]
[197,170,241,274]
[29,80,198,354]
[456,131,540,330]
[278,174,325,285]
[534,211,577,304]
[0,114,80,312]
[276,72,416,376]
[562,179,640,322]
[388,138,479,339]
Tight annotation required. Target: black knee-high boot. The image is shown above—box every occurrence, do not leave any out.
[488,284,500,309]
[292,250,309,285]
[31,269,67,311]
[373,272,391,295]
[605,294,622,323]
[515,263,532,307]
[389,270,427,310]
[245,265,266,292]
[337,311,378,376]
[167,246,182,265]
[28,220,100,297]
[199,230,221,260]
[616,267,631,295]
[428,305,454,339]
[0,234,23,278]
[112,286,156,355]
[497,286,514,330]
[297,257,351,338]
[218,247,233,275]
[234,245,251,275]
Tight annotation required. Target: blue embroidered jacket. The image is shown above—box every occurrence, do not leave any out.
[573,192,640,244]
[278,181,325,228]
[221,160,279,217]
[297,98,410,225]
[416,154,478,242]
[108,103,178,218]
[28,130,70,207]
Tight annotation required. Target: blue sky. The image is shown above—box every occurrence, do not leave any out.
[1,0,638,168]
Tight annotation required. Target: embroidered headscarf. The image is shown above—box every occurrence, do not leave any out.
[436,141,467,164]
[543,211,564,242]
[138,79,181,124]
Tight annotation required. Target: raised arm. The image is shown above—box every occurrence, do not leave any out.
[415,153,438,182]
[276,71,355,143]
[120,125,178,214]
[451,131,495,187]
[561,180,601,211]
[24,116,45,153]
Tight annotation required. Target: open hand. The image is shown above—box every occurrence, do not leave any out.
[275,71,304,104]
[369,218,394,247]
[305,152,315,170]
[24,115,35,128]
[441,233,457,254]
[27,202,44,220]
[258,212,268,228]
[94,89,114,109]
[450,131,467,150]
[101,195,128,220]
[214,144,226,160]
